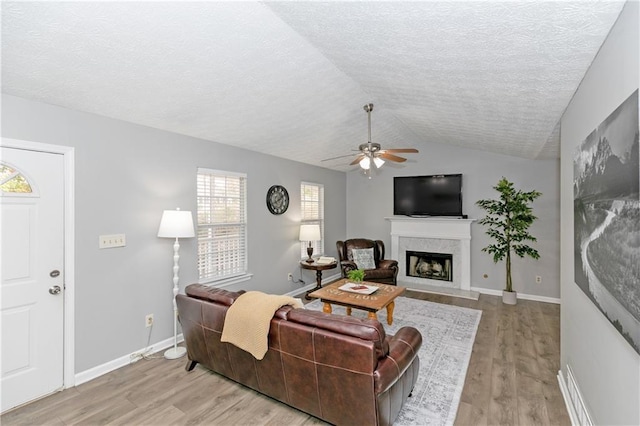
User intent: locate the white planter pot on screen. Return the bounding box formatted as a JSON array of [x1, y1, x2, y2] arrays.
[[502, 290, 517, 305]]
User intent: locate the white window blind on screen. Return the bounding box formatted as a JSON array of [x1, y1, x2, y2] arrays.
[[300, 182, 324, 259], [197, 168, 247, 282]]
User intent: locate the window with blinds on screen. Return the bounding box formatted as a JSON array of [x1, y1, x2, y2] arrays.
[[197, 168, 247, 282], [300, 182, 324, 259]]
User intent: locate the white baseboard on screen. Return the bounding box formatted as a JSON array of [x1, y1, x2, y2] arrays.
[[558, 367, 594, 426], [285, 272, 342, 297], [470, 286, 561, 304], [289, 279, 560, 304], [74, 334, 184, 386], [517, 292, 561, 304], [286, 284, 315, 297], [322, 272, 342, 284], [558, 370, 580, 426], [73, 283, 557, 390]]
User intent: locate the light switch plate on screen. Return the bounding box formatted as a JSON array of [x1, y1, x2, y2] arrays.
[[99, 234, 126, 249]]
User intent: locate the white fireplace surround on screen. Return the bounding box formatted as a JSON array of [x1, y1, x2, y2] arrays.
[[386, 217, 475, 291]]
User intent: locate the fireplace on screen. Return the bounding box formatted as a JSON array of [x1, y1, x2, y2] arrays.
[[387, 216, 474, 291], [406, 250, 453, 282]]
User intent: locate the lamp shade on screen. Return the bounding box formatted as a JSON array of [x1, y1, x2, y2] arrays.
[[373, 157, 385, 168], [359, 156, 371, 170], [158, 209, 195, 238], [299, 224, 321, 242]]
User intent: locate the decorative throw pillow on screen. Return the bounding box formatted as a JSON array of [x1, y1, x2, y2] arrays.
[[351, 248, 376, 270]]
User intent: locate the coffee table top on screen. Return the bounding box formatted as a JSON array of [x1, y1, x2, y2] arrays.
[[307, 279, 405, 311]]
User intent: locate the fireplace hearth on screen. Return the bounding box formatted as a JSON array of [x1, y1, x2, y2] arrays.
[[406, 250, 453, 282]]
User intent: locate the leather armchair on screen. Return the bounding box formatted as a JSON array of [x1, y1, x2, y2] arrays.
[[336, 238, 398, 285]]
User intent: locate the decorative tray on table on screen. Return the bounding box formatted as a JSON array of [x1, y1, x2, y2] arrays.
[[338, 282, 379, 295]]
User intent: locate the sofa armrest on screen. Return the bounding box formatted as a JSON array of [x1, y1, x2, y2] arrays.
[[378, 259, 398, 270], [374, 326, 422, 394], [340, 260, 358, 274]]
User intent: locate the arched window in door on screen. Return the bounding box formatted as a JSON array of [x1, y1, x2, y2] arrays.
[[1, 164, 33, 193]]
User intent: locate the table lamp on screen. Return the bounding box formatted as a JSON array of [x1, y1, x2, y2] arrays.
[[299, 224, 321, 263]]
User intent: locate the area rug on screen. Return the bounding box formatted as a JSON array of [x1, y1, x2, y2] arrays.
[[305, 296, 481, 425]]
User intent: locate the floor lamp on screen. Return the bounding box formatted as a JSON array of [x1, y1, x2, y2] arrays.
[[158, 208, 195, 360]]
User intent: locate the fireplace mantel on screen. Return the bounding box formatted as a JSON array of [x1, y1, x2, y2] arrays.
[[386, 216, 475, 291]]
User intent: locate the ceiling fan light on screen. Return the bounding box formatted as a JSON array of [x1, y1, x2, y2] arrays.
[[373, 157, 385, 168], [359, 157, 371, 170]]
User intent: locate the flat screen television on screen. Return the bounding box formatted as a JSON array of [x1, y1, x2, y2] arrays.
[[393, 174, 463, 217]]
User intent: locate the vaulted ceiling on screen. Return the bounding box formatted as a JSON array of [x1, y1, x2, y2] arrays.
[[1, 2, 625, 171]]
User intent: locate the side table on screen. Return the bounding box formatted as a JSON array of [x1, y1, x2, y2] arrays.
[[300, 260, 337, 299]]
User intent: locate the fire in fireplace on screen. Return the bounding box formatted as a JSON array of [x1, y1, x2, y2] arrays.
[[406, 250, 453, 282]]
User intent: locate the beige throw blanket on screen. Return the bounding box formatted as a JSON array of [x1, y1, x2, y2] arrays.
[[220, 291, 303, 360]]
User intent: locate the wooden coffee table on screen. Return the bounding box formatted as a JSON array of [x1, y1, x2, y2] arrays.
[[307, 279, 405, 325]]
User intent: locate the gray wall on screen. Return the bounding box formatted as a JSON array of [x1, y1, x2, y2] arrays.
[[560, 2, 639, 424], [346, 142, 560, 299], [1, 94, 346, 373]]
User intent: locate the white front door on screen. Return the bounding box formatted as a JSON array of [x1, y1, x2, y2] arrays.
[[1, 147, 65, 412]]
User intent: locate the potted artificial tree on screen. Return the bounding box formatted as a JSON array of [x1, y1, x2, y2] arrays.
[[476, 177, 541, 305]]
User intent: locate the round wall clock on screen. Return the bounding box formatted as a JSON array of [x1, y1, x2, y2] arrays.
[[266, 185, 289, 215]]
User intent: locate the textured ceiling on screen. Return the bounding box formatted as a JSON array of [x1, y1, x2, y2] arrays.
[[1, 1, 625, 171]]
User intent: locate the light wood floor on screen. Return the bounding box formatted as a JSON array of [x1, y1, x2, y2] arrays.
[[2, 292, 570, 425]]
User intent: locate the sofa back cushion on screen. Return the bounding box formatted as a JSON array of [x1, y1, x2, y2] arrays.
[[185, 284, 243, 305], [287, 308, 388, 358]]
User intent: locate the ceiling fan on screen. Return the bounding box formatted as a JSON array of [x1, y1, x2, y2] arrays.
[[323, 103, 419, 171]]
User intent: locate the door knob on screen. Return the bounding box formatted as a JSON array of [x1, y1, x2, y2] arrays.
[[49, 285, 62, 295]]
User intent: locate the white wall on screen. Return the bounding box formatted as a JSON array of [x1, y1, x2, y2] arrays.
[[346, 142, 560, 299], [1, 94, 347, 373], [560, 1, 639, 424]]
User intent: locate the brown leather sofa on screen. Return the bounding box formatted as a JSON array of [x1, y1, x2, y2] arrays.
[[337, 239, 399, 285], [176, 284, 422, 426]]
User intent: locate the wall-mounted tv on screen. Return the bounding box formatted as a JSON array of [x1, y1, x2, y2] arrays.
[[393, 174, 463, 217]]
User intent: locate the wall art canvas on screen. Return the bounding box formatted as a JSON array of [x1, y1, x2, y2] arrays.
[[574, 89, 639, 354]]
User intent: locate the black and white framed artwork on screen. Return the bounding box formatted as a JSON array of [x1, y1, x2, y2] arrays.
[[573, 89, 639, 354]]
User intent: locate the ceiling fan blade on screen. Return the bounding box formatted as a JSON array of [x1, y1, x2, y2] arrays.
[[381, 148, 419, 154], [321, 153, 358, 162], [379, 152, 407, 162], [350, 154, 365, 165]]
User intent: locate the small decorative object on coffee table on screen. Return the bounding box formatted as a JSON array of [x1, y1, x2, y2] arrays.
[[347, 268, 365, 283], [300, 259, 337, 299], [338, 282, 378, 294], [308, 279, 405, 325]]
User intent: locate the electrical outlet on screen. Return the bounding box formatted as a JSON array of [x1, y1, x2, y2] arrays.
[[287, 273, 293, 281], [535, 275, 542, 284], [145, 314, 154, 328]]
